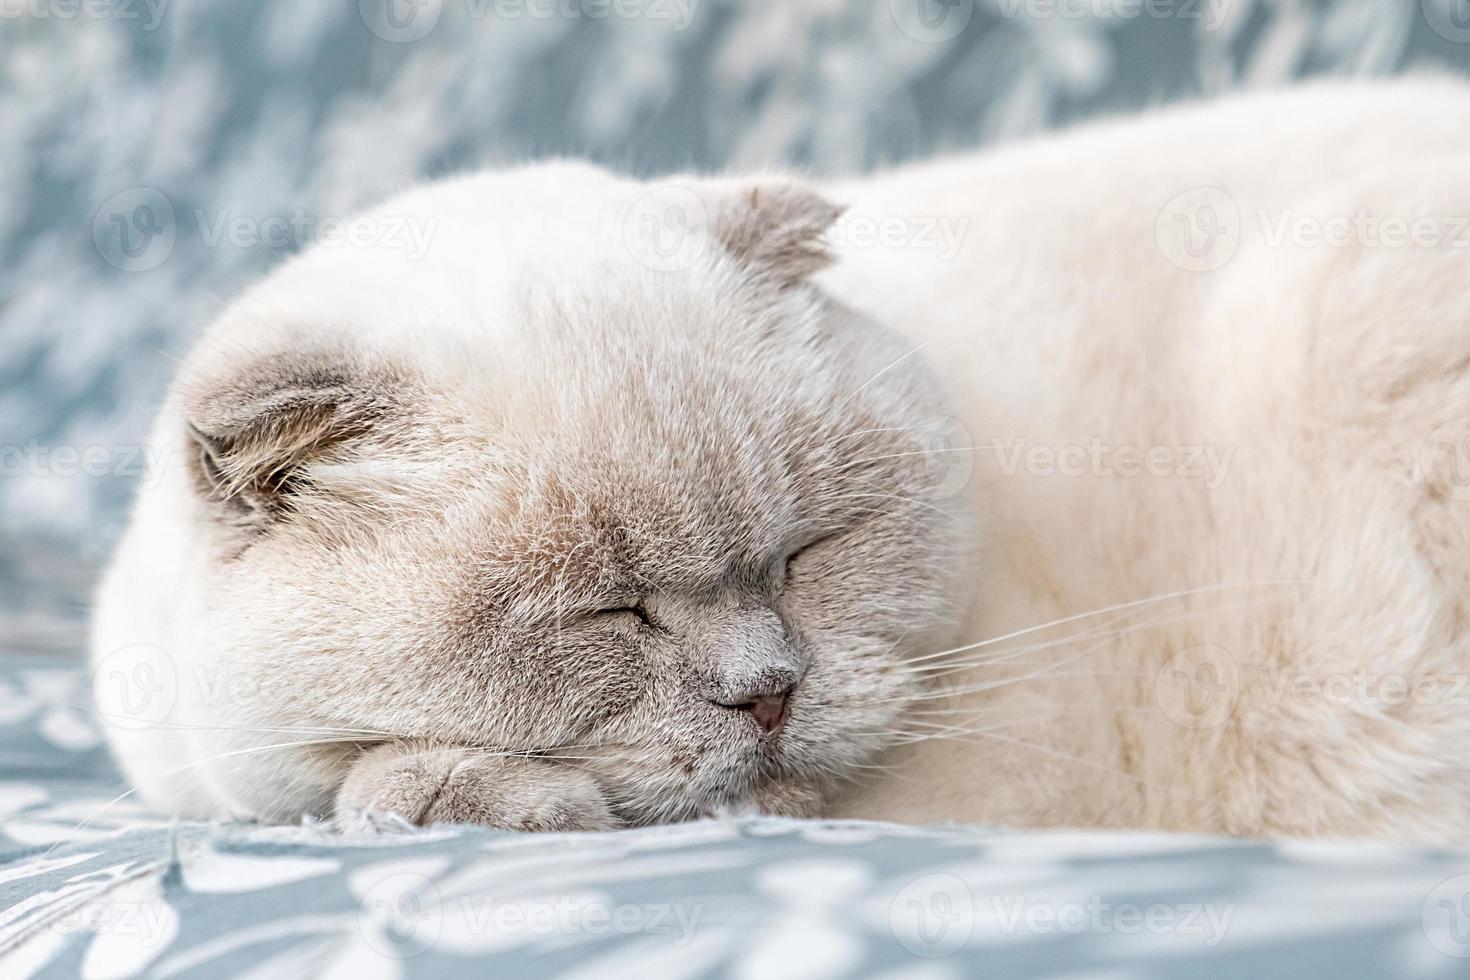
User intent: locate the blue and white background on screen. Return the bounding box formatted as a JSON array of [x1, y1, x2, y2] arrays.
[[7, 2, 1470, 976]]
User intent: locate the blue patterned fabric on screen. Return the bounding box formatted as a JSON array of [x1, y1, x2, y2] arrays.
[[3, 655, 1470, 978], [8, 2, 1470, 976]]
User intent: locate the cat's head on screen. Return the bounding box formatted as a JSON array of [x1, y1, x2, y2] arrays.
[[168, 163, 972, 824]]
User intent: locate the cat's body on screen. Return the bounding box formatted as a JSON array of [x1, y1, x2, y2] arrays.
[[94, 75, 1470, 843], [820, 75, 1470, 841]]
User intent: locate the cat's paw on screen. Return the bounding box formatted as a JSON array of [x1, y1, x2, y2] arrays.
[[335, 742, 617, 832]]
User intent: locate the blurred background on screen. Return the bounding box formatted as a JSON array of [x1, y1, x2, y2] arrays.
[[3, 0, 1470, 652]]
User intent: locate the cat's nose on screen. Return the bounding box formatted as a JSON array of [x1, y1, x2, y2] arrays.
[[693, 606, 805, 733], [708, 670, 799, 734]]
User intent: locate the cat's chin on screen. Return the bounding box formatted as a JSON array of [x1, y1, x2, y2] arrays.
[[698, 801, 766, 821], [689, 777, 827, 823], [602, 757, 827, 828]]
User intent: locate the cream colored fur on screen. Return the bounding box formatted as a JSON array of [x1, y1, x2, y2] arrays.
[[93, 75, 1470, 844]]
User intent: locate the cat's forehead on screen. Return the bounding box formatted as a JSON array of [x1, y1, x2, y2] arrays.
[[485, 377, 821, 544], [431, 351, 846, 602], [449, 442, 798, 610]]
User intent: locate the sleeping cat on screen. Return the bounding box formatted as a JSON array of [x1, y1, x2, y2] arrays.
[[92, 75, 1470, 843]]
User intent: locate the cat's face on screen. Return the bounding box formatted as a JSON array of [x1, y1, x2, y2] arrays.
[[173, 164, 971, 824]]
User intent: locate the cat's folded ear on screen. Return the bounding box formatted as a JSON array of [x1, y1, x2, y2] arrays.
[[711, 180, 846, 287], [179, 339, 397, 529]]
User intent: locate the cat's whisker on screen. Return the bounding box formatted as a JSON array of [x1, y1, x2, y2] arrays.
[[70, 705, 397, 741], [894, 607, 1143, 679], [900, 592, 1287, 681], [834, 446, 978, 469], [865, 714, 1048, 743], [839, 490, 959, 522], [886, 632, 1122, 706], [845, 693, 1139, 724], [418, 741, 631, 764], [42, 733, 387, 857], [839, 326, 962, 408], [869, 722, 1179, 793], [865, 631, 1144, 713], [838, 757, 906, 773], [895, 580, 1309, 667], [806, 486, 939, 511], [829, 424, 926, 445]]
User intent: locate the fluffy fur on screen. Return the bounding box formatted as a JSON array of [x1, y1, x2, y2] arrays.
[[93, 75, 1470, 844]]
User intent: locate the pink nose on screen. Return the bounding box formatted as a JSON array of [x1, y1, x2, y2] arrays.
[[706, 667, 800, 734], [737, 693, 789, 734]]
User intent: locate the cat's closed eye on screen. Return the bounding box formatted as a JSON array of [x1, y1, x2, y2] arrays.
[[596, 604, 653, 628], [783, 534, 837, 581]]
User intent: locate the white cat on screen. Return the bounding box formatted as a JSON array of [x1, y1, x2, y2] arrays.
[[93, 75, 1470, 843]]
